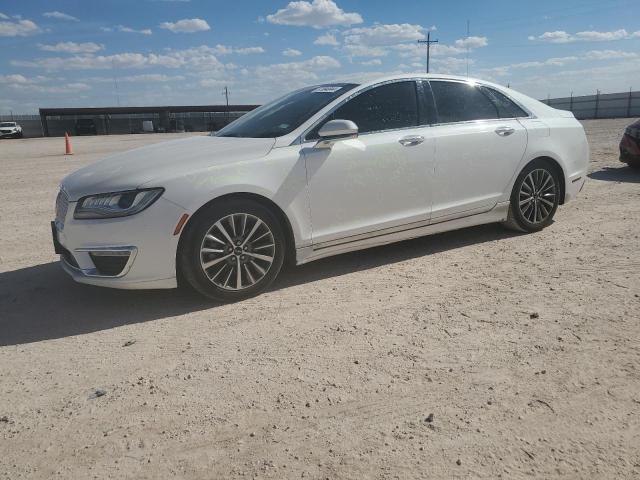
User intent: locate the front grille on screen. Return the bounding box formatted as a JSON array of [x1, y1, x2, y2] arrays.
[[89, 252, 130, 276], [55, 190, 69, 225]]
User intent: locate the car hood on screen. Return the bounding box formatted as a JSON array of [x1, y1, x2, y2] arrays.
[[61, 135, 276, 200], [626, 120, 640, 140]]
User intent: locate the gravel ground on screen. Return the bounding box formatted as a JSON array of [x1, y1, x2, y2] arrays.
[[1, 120, 639, 479]]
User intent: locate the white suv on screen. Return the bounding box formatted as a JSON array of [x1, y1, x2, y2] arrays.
[[53, 74, 589, 301], [0, 122, 23, 139]]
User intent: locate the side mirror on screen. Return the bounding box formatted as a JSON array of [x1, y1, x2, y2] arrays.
[[316, 119, 358, 148]]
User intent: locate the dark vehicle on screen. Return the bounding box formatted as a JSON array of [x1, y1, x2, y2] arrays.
[[75, 119, 98, 136], [620, 119, 640, 168]]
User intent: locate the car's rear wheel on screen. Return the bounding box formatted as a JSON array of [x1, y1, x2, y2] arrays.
[[503, 159, 561, 232], [178, 199, 285, 302]]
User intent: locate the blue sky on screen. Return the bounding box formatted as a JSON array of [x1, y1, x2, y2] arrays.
[[0, 0, 638, 112]]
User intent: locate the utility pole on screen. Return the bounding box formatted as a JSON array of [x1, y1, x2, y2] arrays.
[[465, 20, 470, 77], [417, 31, 438, 74], [222, 86, 230, 125], [111, 59, 120, 107]]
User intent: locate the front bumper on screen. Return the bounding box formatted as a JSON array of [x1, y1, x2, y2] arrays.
[[0, 130, 20, 137], [620, 134, 640, 165], [53, 196, 186, 289]]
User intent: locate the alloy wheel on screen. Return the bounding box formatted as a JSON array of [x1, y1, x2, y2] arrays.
[[518, 168, 557, 224], [199, 213, 275, 290]]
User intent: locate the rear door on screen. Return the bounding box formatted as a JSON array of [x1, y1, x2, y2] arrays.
[[428, 80, 528, 221]]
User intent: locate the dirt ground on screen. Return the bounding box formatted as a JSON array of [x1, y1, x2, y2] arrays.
[[1, 120, 639, 479]]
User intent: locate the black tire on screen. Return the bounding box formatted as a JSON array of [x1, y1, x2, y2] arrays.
[[503, 159, 561, 232], [178, 198, 286, 302]]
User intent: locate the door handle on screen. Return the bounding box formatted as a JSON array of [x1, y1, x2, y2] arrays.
[[495, 126, 515, 137], [398, 135, 425, 146]]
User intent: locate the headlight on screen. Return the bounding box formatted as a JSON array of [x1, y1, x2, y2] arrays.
[[74, 188, 164, 219]]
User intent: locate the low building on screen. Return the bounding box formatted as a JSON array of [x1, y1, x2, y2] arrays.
[[38, 104, 258, 137]]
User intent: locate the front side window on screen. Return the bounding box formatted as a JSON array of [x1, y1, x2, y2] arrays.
[[308, 81, 419, 139], [216, 83, 358, 138], [431, 81, 499, 123]]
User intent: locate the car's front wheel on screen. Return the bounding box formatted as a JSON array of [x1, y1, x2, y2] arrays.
[[503, 159, 561, 232], [178, 199, 286, 302]]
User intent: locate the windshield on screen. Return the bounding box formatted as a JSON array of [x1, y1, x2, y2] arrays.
[[0, 122, 16, 127], [216, 83, 358, 138]]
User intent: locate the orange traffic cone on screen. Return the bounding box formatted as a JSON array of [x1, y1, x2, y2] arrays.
[[64, 132, 73, 155]]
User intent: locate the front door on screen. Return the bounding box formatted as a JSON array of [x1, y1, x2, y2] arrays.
[[302, 80, 434, 246]]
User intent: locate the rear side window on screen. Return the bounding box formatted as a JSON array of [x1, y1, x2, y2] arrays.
[[430, 81, 498, 123], [481, 87, 528, 118], [308, 81, 418, 138]]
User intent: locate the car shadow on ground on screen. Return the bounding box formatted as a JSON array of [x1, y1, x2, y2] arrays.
[[588, 166, 640, 183], [0, 223, 520, 346]]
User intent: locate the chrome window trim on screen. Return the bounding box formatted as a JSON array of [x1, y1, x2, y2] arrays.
[[292, 77, 535, 145]]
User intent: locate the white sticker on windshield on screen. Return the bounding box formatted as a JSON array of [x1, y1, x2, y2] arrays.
[[312, 86, 342, 93]]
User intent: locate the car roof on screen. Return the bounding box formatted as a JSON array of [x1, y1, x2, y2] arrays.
[[347, 73, 499, 90]]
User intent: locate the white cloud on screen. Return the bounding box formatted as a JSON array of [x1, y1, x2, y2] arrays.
[[500, 57, 640, 99], [283, 48, 302, 57], [266, 0, 362, 28], [509, 56, 579, 69], [199, 78, 229, 88], [0, 74, 31, 83], [119, 74, 186, 82], [529, 29, 631, 43], [43, 11, 79, 22], [343, 44, 388, 57], [480, 49, 638, 79], [341, 26, 487, 60], [118, 25, 153, 35], [419, 56, 476, 75], [0, 12, 9, 20], [575, 29, 628, 42], [13, 46, 228, 71], [254, 55, 341, 85], [234, 46, 265, 55], [9, 80, 90, 94], [314, 32, 339, 46], [160, 18, 210, 33], [0, 18, 40, 37], [344, 24, 425, 46], [583, 49, 638, 60], [360, 59, 382, 66], [390, 38, 485, 59], [209, 44, 264, 55], [38, 41, 104, 54], [455, 36, 488, 49]]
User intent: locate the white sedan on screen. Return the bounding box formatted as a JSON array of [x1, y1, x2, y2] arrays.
[[53, 74, 589, 301]]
